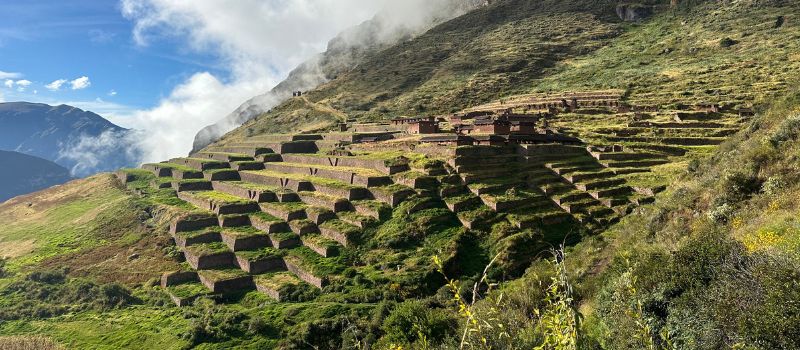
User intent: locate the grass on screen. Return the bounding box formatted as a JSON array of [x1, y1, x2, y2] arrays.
[[253, 272, 302, 290], [236, 248, 285, 262], [188, 191, 254, 205], [0, 308, 191, 350], [285, 247, 345, 276], [167, 282, 209, 299], [319, 220, 361, 237], [0, 175, 143, 272], [185, 242, 231, 256], [222, 226, 267, 238], [197, 268, 249, 281]]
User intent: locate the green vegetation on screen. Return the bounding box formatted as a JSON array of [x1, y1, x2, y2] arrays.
[[6, 0, 800, 349]]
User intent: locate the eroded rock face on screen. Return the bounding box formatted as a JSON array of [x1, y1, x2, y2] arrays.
[[616, 4, 654, 22]]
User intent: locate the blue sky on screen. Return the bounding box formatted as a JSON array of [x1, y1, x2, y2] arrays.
[[0, 0, 433, 163], [0, 0, 226, 112]]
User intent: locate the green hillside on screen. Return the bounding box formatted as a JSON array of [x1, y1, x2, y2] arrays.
[[220, 0, 798, 142], [2, 0, 800, 349]]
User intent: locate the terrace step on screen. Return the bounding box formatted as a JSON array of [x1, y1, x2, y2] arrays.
[[234, 248, 286, 274], [170, 212, 219, 234], [230, 161, 265, 171], [280, 154, 410, 175], [601, 160, 670, 168], [212, 181, 281, 203], [351, 200, 391, 220], [240, 170, 372, 200], [208, 146, 274, 157], [195, 151, 253, 163], [203, 169, 241, 181], [289, 219, 319, 235], [169, 157, 230, 171], [297, 191, 352, 212], [263, 162, 392, 187], [172, 228, 221, 248], [260, 202, 308, 222], [172, 180, 213, 192], [337, 211, 378, 229], [143, 163, 204, 179], [197, 269, 254, 294], [564, 171, 617, 183], [300, 233, 341, 258], [249, 212, 291, 234], [183, 242, 235, 270], [443, 194, 482, 213], [177, 191, 259, 215], [254, 272, 309, 301], [283, 250, 332, 288], [318, 220, 360, 247], [590, 186, 633, 199], [590, 152, 665, 161], [575, 178, 626, 191], [220, 227, 271, 252]]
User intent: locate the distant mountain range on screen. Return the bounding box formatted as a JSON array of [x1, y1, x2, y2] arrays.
[[0, 150, 72, 202], [0, 102, 138, 177]]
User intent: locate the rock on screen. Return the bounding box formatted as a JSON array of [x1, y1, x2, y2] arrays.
[[616, 4, 654, 22], [128, 253, 140, 261]]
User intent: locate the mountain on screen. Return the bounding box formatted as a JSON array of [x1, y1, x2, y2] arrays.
[[191, 0, 491, 152], [0, 150, 72, 202], [3, 0, 800, 349], [0, 102, 137, 177]]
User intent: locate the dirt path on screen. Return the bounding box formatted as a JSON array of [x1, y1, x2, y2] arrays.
[[301, 96, 348, 121]]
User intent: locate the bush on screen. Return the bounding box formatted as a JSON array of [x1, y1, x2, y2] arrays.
[[719, 37, 738, 47], [766, 114, 800, 148], [181, 298, 248, 346], [0, 271, 137, 321], [381, 300, 458, 346]]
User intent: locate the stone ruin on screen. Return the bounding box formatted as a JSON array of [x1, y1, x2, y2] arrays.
[[115, 89, 750, 306]]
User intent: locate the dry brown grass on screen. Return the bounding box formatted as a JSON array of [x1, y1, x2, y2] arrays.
[[0, 336, 63, 350]]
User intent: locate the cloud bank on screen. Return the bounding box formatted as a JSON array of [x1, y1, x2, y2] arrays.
[[111, 0, 476, 165]]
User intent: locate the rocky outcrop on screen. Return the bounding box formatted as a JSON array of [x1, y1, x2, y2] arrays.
[[616, 4, 654, 22]]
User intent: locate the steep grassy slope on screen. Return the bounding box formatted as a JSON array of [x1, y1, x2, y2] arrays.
[[218, 0, 626, 141], [218, 0, 800, 144], [431, 87, 800, 350]]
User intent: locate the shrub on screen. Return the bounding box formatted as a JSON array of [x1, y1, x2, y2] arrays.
[[766, 114, 800, 148], [0, 272, 137, 321], [381, 300, 458, 346], [181, 298, 248, 346], [719, 37, 738, 47]]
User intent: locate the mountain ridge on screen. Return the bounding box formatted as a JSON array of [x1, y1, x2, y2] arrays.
[[0, 102, 137, 177], [191, 0, 491, 152]]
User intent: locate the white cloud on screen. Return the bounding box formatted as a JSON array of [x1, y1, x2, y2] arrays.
[[108, 89, 117, 96], [0, 71, 21, 80], [14, 79, 31, 92], [70, 76, 91, 90], [4, 80, 14, 88], [116, 0, 390, 162], [116, 0, 472, 163], [46, 79, 68, 91]]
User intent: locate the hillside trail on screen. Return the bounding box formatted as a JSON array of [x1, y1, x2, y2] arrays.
[[300, 96, 348, 122]]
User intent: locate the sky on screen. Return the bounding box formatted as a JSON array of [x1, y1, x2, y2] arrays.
[[0, 0, 391, 161]]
